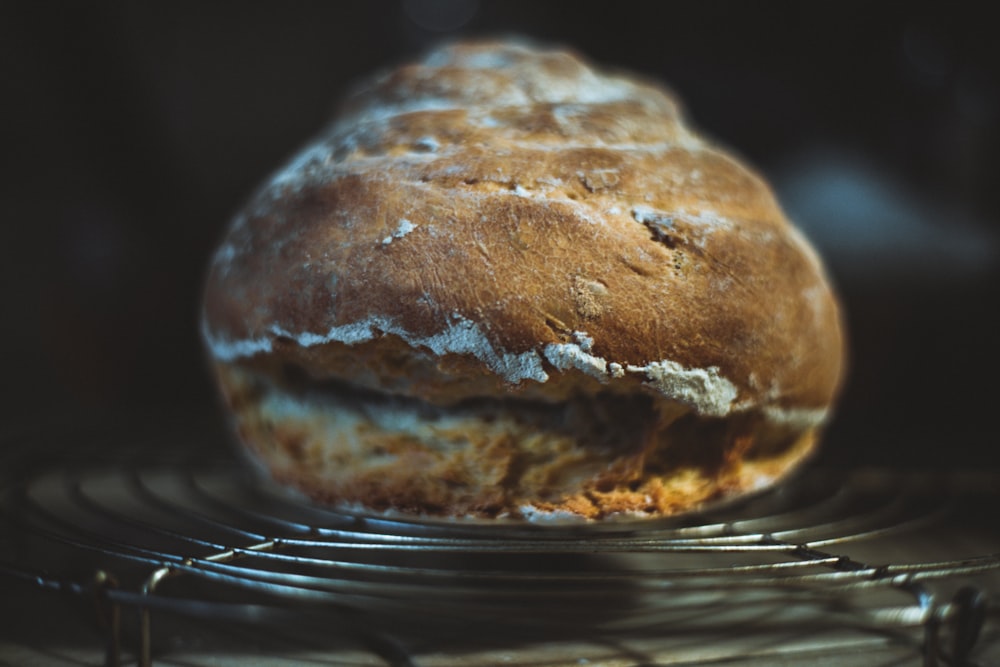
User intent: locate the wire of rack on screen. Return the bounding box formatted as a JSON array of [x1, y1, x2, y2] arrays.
[[1, 417, 998, 666]]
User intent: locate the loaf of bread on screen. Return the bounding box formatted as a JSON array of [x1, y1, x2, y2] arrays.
[[201, 40, 844, 521]]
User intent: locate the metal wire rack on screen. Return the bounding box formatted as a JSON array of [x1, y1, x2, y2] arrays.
[[1, 415, 998, 666]]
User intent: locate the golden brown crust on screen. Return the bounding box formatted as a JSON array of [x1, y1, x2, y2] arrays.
[[201, 40, 844, 520]]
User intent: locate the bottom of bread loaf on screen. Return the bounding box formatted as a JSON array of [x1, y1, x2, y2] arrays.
[[216, 364, 817, 521]]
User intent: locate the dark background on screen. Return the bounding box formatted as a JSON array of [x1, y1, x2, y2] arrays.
[[2, 0, 998, 468]]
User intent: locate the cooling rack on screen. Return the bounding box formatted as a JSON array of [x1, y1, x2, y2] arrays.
[[1, 414, 998, 666]]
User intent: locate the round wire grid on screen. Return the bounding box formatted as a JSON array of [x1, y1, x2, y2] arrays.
[[1, 415, 999, 666]]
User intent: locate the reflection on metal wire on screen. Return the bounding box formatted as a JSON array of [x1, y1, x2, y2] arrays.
[[1, 422, 998, 666]]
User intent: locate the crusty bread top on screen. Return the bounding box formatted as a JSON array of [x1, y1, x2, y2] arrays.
[[202, 40, 844, 418]]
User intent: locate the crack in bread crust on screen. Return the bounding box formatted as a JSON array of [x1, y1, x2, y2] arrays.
[[217, 363, 816, 521]]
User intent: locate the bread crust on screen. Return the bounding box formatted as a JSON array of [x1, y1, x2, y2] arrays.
[[202, 40, 844, 520]]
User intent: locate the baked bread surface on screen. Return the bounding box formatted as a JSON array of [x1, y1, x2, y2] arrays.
[[202, 40, 844, 521]]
